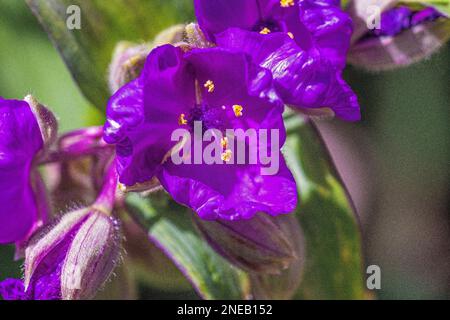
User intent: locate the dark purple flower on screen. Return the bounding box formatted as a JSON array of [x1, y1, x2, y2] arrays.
[[0, 97, 46, 244], [372, 6, 444, 37], [194, 0, 360, 121], [104, 44, 298, 221]]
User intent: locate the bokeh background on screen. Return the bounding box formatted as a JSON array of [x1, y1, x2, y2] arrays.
[[0, 0, 448, 299]]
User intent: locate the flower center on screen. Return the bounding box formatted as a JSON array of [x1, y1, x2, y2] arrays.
[[253, 19, 283, 34], [280, 0, 295, 8]]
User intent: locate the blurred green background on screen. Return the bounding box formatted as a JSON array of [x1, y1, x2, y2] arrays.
[[0, 0, 448, 299]]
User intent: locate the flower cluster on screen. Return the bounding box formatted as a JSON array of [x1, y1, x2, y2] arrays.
[[2, 0, 446, 300], [0, 0, 359, 301], [194, 0, 360, 121]]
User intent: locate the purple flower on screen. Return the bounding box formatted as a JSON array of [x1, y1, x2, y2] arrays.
[[194, 0, 360, 121], [372, 6, 444, 37], [0, 97, 47, 244], [104, 44, 298, 221]]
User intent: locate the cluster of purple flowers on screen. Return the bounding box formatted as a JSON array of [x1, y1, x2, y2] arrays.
[[0, 0, 446, 300]]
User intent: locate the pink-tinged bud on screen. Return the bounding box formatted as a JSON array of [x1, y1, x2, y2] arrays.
[[193, 213, 297, 274], [24, 208, 90, 290], [347, 1, 450, 70], [23, 161, 121, 300], [23, 207, 122, 300], [108, 42, 151, 93], [24, 94, 58, 149], [249, 215, 306, 300], [61, 211, 121, 300]]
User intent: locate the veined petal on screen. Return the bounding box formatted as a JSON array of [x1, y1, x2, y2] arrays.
[[298, 0, 353, 69]]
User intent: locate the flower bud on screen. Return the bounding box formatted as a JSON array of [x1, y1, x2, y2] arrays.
[[185, 23, 215, 49], [249, 215, 306, 299], [153, 24, 186, 47], [193, 213, 297, 274], [24, 94, 58, 149], [61, 210, 121, 300], [348, 2, 450, 70], [108, 41, 151, 93], [24, 207, 121, 300]]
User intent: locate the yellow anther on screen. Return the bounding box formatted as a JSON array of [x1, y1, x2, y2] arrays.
[[221, 137, 229, 149], [232, 104, 243, 117], [221, 149, 232, 162], [204, 80, 215, 93], [178, 113, 188, 125], [259, 27, 271, 35], [280, 0, 295, 8], [287, 32, 294, 39]]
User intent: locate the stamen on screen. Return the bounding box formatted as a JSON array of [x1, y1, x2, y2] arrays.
[[221, 137, 229, 149], [280, 0, 295, 8], [178, 113, 188, 125], [259, 27, 271, 35], [195, 79, 202, 105], [204, 80, 215, 93], [287, 32, 294, 39], [232, 104, 243, 117], [221, 149, 232, 162]]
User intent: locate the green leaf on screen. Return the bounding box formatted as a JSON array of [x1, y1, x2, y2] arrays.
[[26, 0, 194, 109], [125, 193, 248, 300], [284, 117, 366, 299]]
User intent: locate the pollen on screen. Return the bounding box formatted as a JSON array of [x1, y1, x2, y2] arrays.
[[232, 104, 243, 117], [221, 137, 229, 149], [221, 149, 232, 162], [259, 27, 271, 35], [280, 0, 295, 8], [204, 80, 215, 93], [178, 113, 188, 125], [287, 32, 294, 39]]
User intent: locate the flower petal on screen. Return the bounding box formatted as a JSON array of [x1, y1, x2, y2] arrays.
[[0, 98, 44, 244], [194, 0, 260, 41], [298, 0, 353, 69], [217, 29, 360, 121], [104, 45, 196, 186], [159, 157, 297, 221]]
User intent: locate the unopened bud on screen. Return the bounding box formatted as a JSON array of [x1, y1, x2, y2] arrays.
[[61, 209, 121, 300], [153, 24, 186, 47], [193, 213, 297, 274], [108, 42, 151, 93], [185, 23, 215, 49], [249, 215, 305, 299], [24, 207, 121, 300], [24, 94, 58, 149]]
